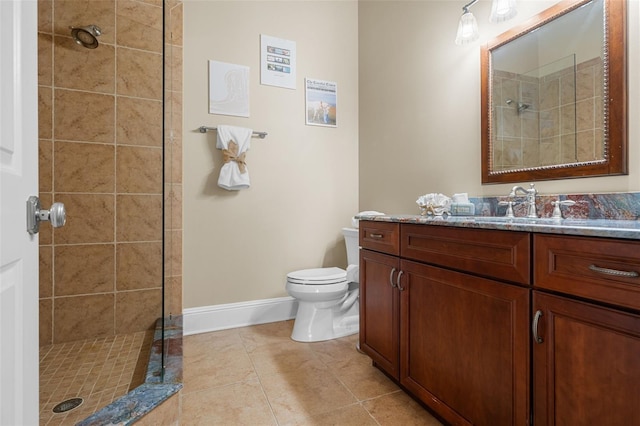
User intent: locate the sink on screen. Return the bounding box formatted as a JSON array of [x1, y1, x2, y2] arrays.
[[412, 215, 640, 238], [471, 216, 559, 222], [470, 216, 563, 225], [469, 216, 632, 228], [471, 216, 518, 222]]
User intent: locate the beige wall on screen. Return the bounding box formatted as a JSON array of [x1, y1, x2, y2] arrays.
[[182, 1, 359, 307], [359, 0, 640, 214]]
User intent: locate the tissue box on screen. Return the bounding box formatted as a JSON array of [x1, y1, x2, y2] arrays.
[[450, 203, 475, 216]]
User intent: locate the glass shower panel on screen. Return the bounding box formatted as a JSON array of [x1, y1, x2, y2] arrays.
[[162, 0, 184, 379], [527, 54, 577, 165]]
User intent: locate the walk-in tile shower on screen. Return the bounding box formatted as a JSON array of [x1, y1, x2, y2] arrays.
[[37, 0, 183, 422]]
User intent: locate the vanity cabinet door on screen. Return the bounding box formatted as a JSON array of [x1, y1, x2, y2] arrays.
[[399, 260, 531, 426], [359, 249, 400, 379], [532, 291, 640, 426]]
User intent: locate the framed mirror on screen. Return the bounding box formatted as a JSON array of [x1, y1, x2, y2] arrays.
[[481, 0, 627, 184]]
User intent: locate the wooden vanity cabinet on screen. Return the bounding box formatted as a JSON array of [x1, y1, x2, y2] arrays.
[[400, 225, 531, 426], [533, 234, 640, 426], [359, 221, 401, 379], [360, 222, 531, 425], [360, 222, 640, 425]]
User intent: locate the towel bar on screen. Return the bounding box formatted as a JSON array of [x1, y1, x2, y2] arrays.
[[198, 126, 267, 139]]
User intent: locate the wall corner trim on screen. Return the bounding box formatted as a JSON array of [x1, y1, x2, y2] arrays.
[[183, 296, 298, 336]]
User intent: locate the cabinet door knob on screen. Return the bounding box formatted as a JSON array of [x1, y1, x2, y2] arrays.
[[396, 270, 405, 291], [389, 268, 397, 288], [532, 310, 544, 344]]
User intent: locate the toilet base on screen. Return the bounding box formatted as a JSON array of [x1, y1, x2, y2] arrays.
[[290, 298, 359, 343]]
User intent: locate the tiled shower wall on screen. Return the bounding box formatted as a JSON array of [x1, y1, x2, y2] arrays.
[[38, 0, 183, 346], [492, 57, 603, 171]]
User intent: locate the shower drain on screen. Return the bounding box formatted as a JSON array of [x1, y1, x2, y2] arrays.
[[52, 397, 84, 413]]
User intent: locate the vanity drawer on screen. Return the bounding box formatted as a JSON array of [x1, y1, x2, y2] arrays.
[[359, 221, 400, 255], [534, 234, 640, 310], [401, 224, 531, 285]]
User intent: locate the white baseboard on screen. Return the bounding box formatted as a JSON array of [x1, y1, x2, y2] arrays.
[[183, 296, 298, 336]]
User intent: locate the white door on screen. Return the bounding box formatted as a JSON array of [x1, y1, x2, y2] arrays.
[[0, 0, 39, 425]]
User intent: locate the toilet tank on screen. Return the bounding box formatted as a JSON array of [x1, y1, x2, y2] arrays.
[[342, 227, 359, 266]]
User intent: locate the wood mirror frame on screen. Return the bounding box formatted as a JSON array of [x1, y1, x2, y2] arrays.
[[481, 0, 627, 184]]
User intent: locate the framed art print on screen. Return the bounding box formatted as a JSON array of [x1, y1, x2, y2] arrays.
[[305, 78, 337, 127]]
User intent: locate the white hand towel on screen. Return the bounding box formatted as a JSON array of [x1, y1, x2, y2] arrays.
[[216, 125, 253, 190]]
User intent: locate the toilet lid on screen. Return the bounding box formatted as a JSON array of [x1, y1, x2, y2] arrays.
[[287, 267, 347, 285]]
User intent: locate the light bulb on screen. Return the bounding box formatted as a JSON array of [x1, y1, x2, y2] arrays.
[[455, 10, 479, 45], [489, 0, 517, 23]]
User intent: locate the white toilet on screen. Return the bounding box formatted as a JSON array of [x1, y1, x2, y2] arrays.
[[286, 227, 360, 342]]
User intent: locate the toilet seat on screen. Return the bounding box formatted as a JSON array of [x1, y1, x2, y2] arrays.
[[287, 267, 347, 285]]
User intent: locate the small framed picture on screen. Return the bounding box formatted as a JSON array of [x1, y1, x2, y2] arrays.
[[208, 60, 250, 117], [260, 34, 296, 89], [305, 78, 337, 127]]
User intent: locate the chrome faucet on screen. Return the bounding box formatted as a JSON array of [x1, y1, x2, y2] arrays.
[[509, 183, 538, 218]]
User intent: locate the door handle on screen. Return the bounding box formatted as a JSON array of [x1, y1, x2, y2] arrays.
[[27, 196, 66, 235], [532, 310, 544, 344], [588, 264, 639, 278], [396, 270, 404, 291], [389, 267, 397, 288]]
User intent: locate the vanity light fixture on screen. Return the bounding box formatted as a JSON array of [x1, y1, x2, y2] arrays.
[[455, 0, 480, 45], [489, 0, 517, 23], [455, 0, 517, 45]]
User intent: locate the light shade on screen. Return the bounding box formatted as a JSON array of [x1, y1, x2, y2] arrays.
[[489, 0, 517, 23], [455, 10, 479, 45]]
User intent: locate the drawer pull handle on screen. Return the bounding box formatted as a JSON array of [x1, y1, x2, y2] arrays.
[[389, 268, 397, 288], [532, 310, 543, 344], [369, 233, 384, 239], [396, 270, 405, 291], [588, 264, 639, 278]]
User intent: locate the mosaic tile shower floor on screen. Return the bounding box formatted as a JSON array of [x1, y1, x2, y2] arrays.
[[39, 331, 152, 425]]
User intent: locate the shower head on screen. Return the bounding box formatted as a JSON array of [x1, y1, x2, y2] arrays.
[[70, 25, 101, 49], [505, 98, 530, 114]]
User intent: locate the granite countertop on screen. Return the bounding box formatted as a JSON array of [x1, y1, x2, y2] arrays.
[[357, 214, 640, 240]]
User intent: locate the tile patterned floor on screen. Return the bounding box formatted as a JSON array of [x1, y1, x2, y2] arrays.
[[39, 320, 444, 425], [181, 320, 443, 425], [39, 331, 152, 425]]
